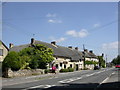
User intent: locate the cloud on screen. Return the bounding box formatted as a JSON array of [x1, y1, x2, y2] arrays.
[[66, 29, 89, 38], [102, 41, 118, 49], [49, 36, 66, 43], [46, 13, 56, 17], [46, 13, 62, 23], [56, 37, 66, 43], [48, 19, 62, 23], [93, 23, 100, 28]]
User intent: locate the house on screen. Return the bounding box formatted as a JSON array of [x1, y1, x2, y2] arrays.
[[82, 49, 99, 69], [0, 41, 9, 63], [9, 38, 84, 71]]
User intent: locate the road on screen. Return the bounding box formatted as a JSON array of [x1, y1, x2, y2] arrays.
[[2, 68, 120, 90]]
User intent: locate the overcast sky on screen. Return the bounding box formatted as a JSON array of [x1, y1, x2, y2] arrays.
[[2, 2, 118, 62]]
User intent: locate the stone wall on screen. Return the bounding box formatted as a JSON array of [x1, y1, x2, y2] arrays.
[[6, 68, 45, 77]]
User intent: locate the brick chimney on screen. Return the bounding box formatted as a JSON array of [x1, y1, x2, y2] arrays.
[[51, 41, 56, 45], [75, 47, 78, 50], [68, 46, 72, 49], [9, 43, 14, 49], [31, 38, 35, 45]]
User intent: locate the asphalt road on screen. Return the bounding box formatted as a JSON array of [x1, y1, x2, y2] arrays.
[[2, 68, 120, 90]]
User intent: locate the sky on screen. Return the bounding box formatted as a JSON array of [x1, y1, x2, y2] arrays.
[[2, 2, 118, 62]]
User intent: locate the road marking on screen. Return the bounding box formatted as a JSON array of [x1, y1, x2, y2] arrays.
[[59, 77, 83, 83], [96, 71, 115, 88], [44, 85, 56, 88], [24, 84, 56, 90], [27, 85, 44, 89]]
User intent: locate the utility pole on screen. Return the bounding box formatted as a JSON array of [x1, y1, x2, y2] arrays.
[[106, 54, 107, 67], [83, 44, 86, 69]]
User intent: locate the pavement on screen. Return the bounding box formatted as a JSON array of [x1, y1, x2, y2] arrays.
[[1, 68, 120, 90]]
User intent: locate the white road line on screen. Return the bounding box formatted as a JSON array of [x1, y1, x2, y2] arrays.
[[24, 85, 56, 90], [25, 85, 44, 89], [44, 85, 56, 88], [58, 77, 83, 83], [97, 71, 114, 88]]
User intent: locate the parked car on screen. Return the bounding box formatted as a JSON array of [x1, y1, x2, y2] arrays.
[[94, 66, 100, 70], [115, 65, 120, 68]]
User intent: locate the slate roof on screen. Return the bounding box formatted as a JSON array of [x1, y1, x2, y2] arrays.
[[9, 40, 83, 61], [0, 40, 9, 51], [82, 51, 97, 59]]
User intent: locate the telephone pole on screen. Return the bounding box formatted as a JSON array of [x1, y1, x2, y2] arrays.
[[106, 54, 107, 67], [83, 44, 86, 69]]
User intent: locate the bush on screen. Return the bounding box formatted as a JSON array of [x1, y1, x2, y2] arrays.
[[60, 68, 74, 73], [68, 67, 74, 72], [60, 69, 69, 72], [44, 69, 50, 74]]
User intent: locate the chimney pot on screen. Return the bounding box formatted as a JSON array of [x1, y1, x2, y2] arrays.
[[51, 41, 56, 45], [9, 43, 14, 48], [102, 53, 104, 57], [89, 50, 93, 53], [68, 46, 72, 49], [75, 47, 78, 50], [84, 49, 88, 52], [31, 38, 35, 45]]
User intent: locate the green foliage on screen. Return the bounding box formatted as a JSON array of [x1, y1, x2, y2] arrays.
[[60, 69, 69, 72], [19, 56, 31, 69], [44, 69, 50, 74], [85, 60, 98, 65], [68, 67, 74, 72], [2, 51, 21, 71], [29, 58, 38, 69], [2, 44, 54, 71], [98, 56, 105, 68], [60, 68, 74, 73], [111, 55, 120, 65]]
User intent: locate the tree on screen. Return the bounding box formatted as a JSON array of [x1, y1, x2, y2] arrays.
[[98, 56, 105, 68], [111, 55, 120, 65], [2, 44, 54, 71], [33, 44, 54, 69], [19, 56, 31, 69], [2, 51, 21, 71]]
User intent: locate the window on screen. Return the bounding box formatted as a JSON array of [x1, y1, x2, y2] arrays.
[[56, 64, 58, 69], [60, 63, 62, 67], [0, 49, 3, 56], [70, 64, 72, 68], [64, 64, 66, 69], [56, 57, 58, 59]]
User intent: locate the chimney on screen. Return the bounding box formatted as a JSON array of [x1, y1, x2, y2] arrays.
[[75, 47, 78, 50], [51, 41, 56, 45], [89, 50, 93, 53], [84, 49, 88, 52], [31, 38, 35, 45], [9, 43, 14, 49], [102, 53, 104, 57], [68, 46, 72, 49]]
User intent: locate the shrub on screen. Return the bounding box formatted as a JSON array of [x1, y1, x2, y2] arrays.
[[60, 69, 69, 72], [68, 67, 74, 72], [44, 69, 50, 74], [60, 68, 74, 73]]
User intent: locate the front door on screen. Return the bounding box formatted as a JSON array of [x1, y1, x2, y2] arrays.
[[76, 64, 79, 71]]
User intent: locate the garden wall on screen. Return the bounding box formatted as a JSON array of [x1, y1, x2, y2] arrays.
[[4, 68, 45, 78]]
